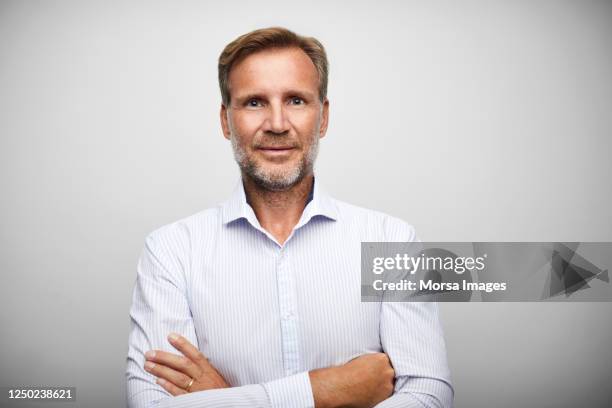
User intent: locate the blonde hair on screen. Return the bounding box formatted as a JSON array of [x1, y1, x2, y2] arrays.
[[218, 27, 328, 105]]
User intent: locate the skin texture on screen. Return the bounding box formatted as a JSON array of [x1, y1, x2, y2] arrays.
[[145, 47, 396, 407], [309, 353, 396, 408], [144, 333, 229, 395], [221, 47, 328, 191]]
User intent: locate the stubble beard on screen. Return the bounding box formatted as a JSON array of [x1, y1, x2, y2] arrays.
[[230, 132, 319, 192]]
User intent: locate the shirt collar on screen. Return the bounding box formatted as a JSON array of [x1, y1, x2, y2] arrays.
[[221, 176, 339, 227]]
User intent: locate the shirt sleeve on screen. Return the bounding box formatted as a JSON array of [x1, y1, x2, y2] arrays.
[[126, 229, 315, 408], [376, 219, 455, 408], [376, 302, 454, 408]]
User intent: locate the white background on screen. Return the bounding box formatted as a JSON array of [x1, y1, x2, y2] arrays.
[[1, 1, 611, 406]]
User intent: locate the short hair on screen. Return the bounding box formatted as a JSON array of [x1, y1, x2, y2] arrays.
[[218, 27, 328, 106]]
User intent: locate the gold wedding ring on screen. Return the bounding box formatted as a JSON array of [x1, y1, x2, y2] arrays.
[[185, 377, 195, 392]]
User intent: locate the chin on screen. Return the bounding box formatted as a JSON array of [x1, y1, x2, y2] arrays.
[[251, 167, 305, 191]]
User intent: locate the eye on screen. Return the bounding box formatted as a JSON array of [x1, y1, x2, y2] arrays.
[[246, 99, 263, 107], [289, 97, 305, 105]]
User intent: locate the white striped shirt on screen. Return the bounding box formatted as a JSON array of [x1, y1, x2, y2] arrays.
[[126, 178, 453, 407]]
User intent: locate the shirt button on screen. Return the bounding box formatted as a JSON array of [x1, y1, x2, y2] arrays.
[[283, 311, 294, 320]]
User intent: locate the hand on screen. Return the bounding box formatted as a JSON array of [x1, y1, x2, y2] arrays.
[[144, 333, 230, 396], [309, 352, 395, 408]]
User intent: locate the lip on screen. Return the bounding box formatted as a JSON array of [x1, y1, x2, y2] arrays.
[[257, 146, 295, 150], [257, 146, 295, 156]]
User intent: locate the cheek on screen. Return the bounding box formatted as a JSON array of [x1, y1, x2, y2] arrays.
[[231, 111, 263, 138], [289, 110, 321, 136]]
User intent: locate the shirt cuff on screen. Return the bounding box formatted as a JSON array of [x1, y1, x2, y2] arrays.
[[262, 371, 315, 408]]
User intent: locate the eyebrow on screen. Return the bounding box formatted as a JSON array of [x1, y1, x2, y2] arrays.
[[233, 93, 265, 104], [234, 90, 316, 103]]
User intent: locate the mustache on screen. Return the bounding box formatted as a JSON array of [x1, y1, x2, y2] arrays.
[[253, 136, 300, 149]]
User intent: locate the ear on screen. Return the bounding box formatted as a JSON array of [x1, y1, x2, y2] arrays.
[[318, 98, 330, 139], [220, 103, 231, 140]]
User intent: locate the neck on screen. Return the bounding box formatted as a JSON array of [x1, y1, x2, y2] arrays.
[[242, 173, 314, 245]]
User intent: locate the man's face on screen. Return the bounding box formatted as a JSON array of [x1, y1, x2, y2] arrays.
[[220, 47, 329, 191]]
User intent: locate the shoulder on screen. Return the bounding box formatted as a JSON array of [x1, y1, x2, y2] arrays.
[[139, 207, 222, 278], [331, 197, 418, 242], [144, 207, 221, 250]]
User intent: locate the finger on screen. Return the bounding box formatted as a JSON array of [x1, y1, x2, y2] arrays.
[[145, 350, 202, 379], [167, 333, 208, 367], [144, 360, 193, 391], [156, 377, 188, 396]]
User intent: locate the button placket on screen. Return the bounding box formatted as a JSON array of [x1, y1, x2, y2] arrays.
[[275, 248, 301, 376]]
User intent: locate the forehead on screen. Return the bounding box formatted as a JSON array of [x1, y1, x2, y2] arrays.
[[228, 47, 319, 97]]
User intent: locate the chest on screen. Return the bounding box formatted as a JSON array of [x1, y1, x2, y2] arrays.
[[186, 241, 382, 384]]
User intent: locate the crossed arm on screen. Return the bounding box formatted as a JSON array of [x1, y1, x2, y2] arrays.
[[128, 304, 452, 408], [129, 309, 452, 408], [126, 234, 453, 408], [142, 333, 396, 407]]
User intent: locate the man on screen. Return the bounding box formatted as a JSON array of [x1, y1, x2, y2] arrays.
[[126, 27, 453, 408]]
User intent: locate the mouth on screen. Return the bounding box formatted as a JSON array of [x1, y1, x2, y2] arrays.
[[256, 146, 296, 156]]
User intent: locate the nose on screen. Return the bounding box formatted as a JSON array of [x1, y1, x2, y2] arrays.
[[262, 101, 290, 135]]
